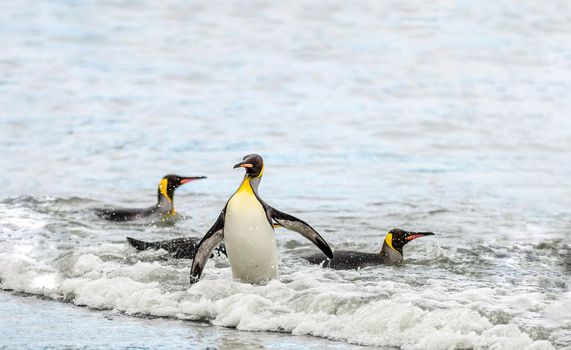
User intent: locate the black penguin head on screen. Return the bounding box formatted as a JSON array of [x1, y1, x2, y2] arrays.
[[386, 228, 435, 254], [233, 154, 264, 178], [158, 174, 207, 201]]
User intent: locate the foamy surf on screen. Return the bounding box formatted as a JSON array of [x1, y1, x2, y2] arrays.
[[0, 198, 566, 349]]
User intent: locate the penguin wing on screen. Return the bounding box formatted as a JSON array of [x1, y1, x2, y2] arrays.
[[190, 208, 225, 284], [268, 207, 334, 259]]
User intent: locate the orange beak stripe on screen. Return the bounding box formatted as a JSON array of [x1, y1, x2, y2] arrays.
[[406, 234, 424, 241]]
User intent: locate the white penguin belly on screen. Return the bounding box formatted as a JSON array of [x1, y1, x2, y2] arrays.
[[224, 190, 278, 283]]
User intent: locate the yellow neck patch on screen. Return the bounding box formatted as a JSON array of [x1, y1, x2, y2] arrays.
[[159, 178, 174, 209], [236, 165, 263, 195], [237, 177, 254, 194], [385, 233, 396, 251]]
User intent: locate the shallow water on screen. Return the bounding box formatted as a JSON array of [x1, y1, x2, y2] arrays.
[[0, 292, 361, 350], [1, 0, 570, 349]]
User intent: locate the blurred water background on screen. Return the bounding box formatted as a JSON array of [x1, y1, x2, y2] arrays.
[[1, 1, 570, 349]]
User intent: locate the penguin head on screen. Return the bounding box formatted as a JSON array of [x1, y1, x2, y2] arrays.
[[158, 174, 207, 202], [233, 154, 264, 178], [385, 228, 434, 255]]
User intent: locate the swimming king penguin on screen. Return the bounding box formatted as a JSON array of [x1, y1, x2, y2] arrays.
[[190, 154, 333, 284], [126, 236, 226, 259], [303, 228, 434, 270], [94, 174, 206, 221]]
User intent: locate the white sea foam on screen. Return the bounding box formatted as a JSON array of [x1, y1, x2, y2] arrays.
[[0, 239, 561, 349]]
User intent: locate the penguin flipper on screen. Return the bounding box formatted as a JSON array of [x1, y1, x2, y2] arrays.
[[269, 207, 334, 259], [190, 209, 225, 284]]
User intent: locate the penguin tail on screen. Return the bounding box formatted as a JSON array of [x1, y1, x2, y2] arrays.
[[126, 237, 150, 251]]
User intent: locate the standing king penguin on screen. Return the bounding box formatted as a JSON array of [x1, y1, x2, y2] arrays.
[[190, 154, 334, 284], [94, 174, 206, 221]]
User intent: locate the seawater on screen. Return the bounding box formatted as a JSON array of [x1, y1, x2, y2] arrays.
[[1, 1, 570, 349]]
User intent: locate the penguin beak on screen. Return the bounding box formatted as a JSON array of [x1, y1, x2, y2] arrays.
[[179, 176, 207, 184], [404, 231, 435, 241], [233, 162, 253, 169]]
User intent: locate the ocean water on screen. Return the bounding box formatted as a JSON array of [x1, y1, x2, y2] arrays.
[[1, 0, 570, 349]]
